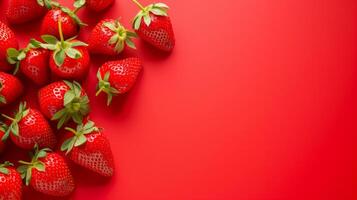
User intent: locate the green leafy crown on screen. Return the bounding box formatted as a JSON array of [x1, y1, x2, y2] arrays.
[[52, 81, 90, 129], [96, 70, 120, 106], [1, 102, 30, 141], [17, 144, 51, 186], [132, 1, 169, 30], [61, 120, 99, 154], [0, 161, 13, 175], [103, 20, 137, 53]]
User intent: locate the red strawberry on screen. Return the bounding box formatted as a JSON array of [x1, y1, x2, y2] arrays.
[[39, 17, 90, 80], [96, 57, 142, 105], [80, 0, 114, 12], [1, 102, 56, 150], [131, 1, 175, 51], [6, 0, 49, 24], [0, 162, 22, 200], [38, 81, 90, 129], [7, 40, 50, 85], [60, 120, 114, 177], [0, 72, 23, 107], [0, 21, 18, 71], [18, 146, 75, 197], [40, 2, 86, 39], [89, 19, 137, 56]]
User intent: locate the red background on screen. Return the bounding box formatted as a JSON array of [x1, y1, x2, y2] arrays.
[[1, 0, 357, 199]]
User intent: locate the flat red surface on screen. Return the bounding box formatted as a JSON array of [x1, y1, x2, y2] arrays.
[[1, 0, 357, 199]]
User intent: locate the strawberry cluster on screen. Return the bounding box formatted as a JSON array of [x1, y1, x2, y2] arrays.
[[0, 0, 175, 199]]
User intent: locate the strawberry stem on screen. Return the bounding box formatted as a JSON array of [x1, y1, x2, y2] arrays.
[[96, 87, 105, 96], [58, 16, 65, 46], [131, 0, 145, 10], [1, 114, 15, 121]]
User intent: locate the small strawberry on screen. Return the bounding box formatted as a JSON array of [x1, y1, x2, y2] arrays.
[[131, 0, 175, 51], [96, 57, 142, 105], [0, 21, 18, 71], [89, 19, 137, 56], [17, 146, 75, 197], [0, 72, 23, 107], [60, 120, 114, 177], [38, 80, 90, 129], [6, 0, 51, 24], [76, 0, 114, 12], [40, 2, 86, 39], [0, 161, 22, 200], [1, 102, 56, 150], [7, 40, 50, 85]]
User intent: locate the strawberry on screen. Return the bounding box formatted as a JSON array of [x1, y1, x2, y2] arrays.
[[0, 162, 22, 200], [96, 57, 142, 105], [1, 102, 56, 150], [81, 0, 114, 12], [38, 18, 90, 80], [131, 0, 175, 51], [40, 2, 86, 39], [0, 72, 23, 107], [7, 40, 50, 85], [38, 80, 90, 129], [17, 146, 75, 197], [6, 0, 50, 24], [89, 19, 137, 56], [60, 120, 114, 177], [0, 21, 18, 72]]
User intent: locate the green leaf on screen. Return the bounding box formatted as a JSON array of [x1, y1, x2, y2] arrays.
[[103, 22, 117, 32], [150, 8, 168, 16], [34, 162, 45, 172], [7, 48, 19, 58], [134, 15, 143, 30], [74, 134, 87, 147], [41, 35, 58, 44], [54, 49, 65, 66], [64, 91, 75, 105], [125, 38, 136, 49], [17, 51, 26, 61], [37, 151, 47, 159], [25, 168, 32, 186], [37, 0, 44, 6], [74, 0, 86, 8], [127, 31, 137, 38], [71, 41, 88, 47], [61, 137, 73, 151], [52, 108, 66, 120], [143, 14, 152, 26], [0, 167, 9, 175], [153, 3, 170, 9], [114, 40, 125, 53], [57, 114, 69, 129], [40, 43, 57, 50], [65, 48, 82, 59], [29, 39, 42, 48], [108, 34, 119, 45], [11, 123, 19, 137], [0, 95, 6, 104]]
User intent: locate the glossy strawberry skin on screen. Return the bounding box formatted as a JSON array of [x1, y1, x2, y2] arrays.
[[38, 81, 70, 119], [136, 13, 175, 51], [89, 19, 121, 56], [20, 48, 50, 85], [30, 153, 75, 196], [0, 72, 23, 107], [6, 0, 47, 24], [40, 9, 79, 40], [99, 57, 142, 94], [9, 108, 56, 150], [0, 21, 18, 71], [86, 0, 114, 12], [49, 46, 90, 80], [0, 167, 22, 200], [60, 129, 114, 177]]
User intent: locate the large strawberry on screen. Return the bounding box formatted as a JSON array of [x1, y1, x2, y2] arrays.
[[131, 0, 175, 51], [0, 21, 18, 71], [96, 57, 142, 105], [6, 0, 50, 24], [38, 81, 90, 129], [89, 19, 137, 56], [7, 40, 50, 85], [17, 146, 75, 197], [1, 102, 56, 150], [0, 72, 23, 107], [0, 162, 22, 200], [38, 18, 90, 80], [60, 120, 114, 177], [40, 2, 86, 39], [76, 0, 114, 12]]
